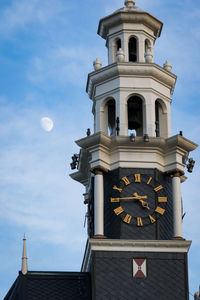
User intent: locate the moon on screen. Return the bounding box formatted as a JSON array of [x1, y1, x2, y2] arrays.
[[40, 117, 54, 132]]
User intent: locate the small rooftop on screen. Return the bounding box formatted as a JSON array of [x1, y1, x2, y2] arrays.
[[98, 0, 163, 40], [4, 271, 91, 300]]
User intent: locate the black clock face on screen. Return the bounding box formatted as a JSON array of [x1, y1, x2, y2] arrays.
[[110, 173, 167, 227]]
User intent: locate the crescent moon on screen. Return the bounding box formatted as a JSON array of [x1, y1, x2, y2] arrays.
[[40, 117, 54, 132]]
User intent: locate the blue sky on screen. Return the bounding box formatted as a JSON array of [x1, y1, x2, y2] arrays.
[[0, 0, 199, 298]]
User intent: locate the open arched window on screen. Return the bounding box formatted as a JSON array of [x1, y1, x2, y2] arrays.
[[128, 96, 143, 136], [155, 100, 161, 137], [113, 38, 122, 62], [129, 37, 137, 62], [155, 99, 168, 138], [105, 99, 116, 136]]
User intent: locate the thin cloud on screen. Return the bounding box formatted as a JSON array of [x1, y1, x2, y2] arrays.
[[26, 45, 106, 88], [0, 0, 67, 33], [0, 101, 87, 250]]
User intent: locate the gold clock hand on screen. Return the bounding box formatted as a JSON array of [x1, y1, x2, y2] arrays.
[[111, 195, 147, 202], [133, 192, 148, 199], [139, 199, 150, 210], [111, 196, 142, 201], [110, 194, 148, 203]]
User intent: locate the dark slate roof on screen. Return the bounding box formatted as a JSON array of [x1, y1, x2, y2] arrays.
[[4, 271, 91, 300]]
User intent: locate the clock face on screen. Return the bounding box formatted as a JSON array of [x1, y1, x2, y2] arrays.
[[110, 173, 167, 227]]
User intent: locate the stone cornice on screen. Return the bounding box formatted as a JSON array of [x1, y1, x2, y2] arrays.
[[75, 133, 198, 153], [88, 238, 192, 252], [76, 132, 112, 149], [98, 9, 163, 39], [86, 62, 177, 100], [166, 135, 198, 152], [71, 132, 198, 184], [69, 171, 89, 186]]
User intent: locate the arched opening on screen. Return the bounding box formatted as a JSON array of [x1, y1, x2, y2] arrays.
[[104, 99, 116, 136], [145, 39, 151, 53], [155, 99, 168, 138], [129, 37, 137, 62], [128, 96, 143, 136], [155, 100, 161, 137], [113, 38, 122, 62]]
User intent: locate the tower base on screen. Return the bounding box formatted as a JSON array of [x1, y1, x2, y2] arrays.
[[82, 239, 191, 300]]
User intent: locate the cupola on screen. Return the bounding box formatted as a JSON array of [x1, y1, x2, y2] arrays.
[[98, 0, 163, 64], [87, 1, 176, 138]]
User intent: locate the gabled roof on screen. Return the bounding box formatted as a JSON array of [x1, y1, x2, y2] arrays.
[[4, 271, 91, 300]]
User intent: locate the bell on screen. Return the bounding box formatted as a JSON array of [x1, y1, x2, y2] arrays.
[[128, 99, 143, 130]]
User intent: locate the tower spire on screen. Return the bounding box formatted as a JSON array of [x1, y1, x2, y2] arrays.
[[21, 233, 28, 275]]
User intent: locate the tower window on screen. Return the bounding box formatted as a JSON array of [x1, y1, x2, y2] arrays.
[[155, 99, 168, 138], [155, 100, 160, 137], [129, 37, 137, 62], [107, 99, 116, 136], [113, 38, 122, 62], [128, 96, 143, 136], [116, 39, 121, 50]]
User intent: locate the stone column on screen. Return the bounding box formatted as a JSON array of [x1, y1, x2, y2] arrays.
[[116, 91, 128, 136], [123, 32, 129, 62], [138, 35, 145, 63], [95, 100, 106, 134], [94, 170, 105, 237], [143, 95, 156, 137], [172, 171, 183, 239]]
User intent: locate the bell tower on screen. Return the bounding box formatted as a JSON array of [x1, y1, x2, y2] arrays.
[[70, 1, 197, 299], [90, 0, 171, 139]]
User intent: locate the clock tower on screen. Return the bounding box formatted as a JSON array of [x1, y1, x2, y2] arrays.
[[70, 1, 197, 299]]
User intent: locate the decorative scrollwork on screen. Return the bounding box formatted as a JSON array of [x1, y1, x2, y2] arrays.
[[70, 154, 79, 170], [187, 157, 195, 173]]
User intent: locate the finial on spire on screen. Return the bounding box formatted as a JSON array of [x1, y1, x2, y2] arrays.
[[21, 233, 28, 275], [124, 0, 135, 8], [163, 60, 172, 72]]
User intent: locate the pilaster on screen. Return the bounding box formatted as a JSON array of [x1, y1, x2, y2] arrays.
[[93, 169, 105, 238], [170, 170, 184, 239]]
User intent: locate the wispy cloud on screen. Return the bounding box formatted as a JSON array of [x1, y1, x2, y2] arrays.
[[26, 44, 107, 88], [0, 0, 67, 33], [0, 101, 88, 250]]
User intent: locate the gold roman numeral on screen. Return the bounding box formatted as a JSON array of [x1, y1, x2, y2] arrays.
[[137, 217, 143, 227], [147, 177, 152, 185], [158, 197, 167, 203], [122, 177, 130, 186], [134, 174, 141, 183], [155, 206, 165, 215], [154, 185, 163, 192], [149, 215, 156, 223], [123, 214, 132, 224], [110, 197, 120, 203], [114, 206, 124, 215], [113, 185, 122, 193]]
